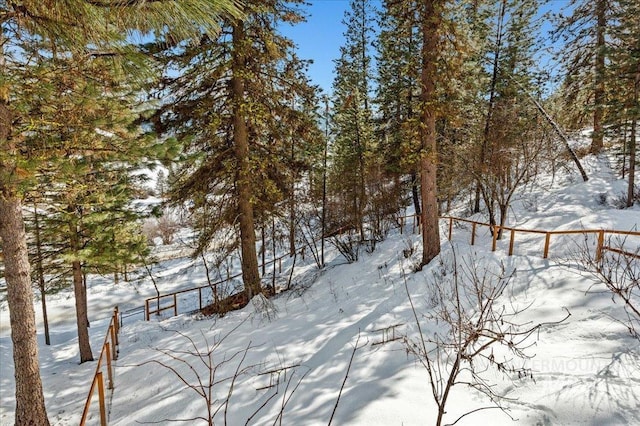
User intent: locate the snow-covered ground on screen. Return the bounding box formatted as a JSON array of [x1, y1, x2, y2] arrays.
[[1, 149, 639, 425]]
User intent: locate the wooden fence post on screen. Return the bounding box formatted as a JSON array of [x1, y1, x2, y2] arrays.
[[97, 372, 107, 426], [509, 229, 515, 256], [471, 222, 476, 246], [543, 232, 551, 258], [199, 287, 203, 311], [596, 230, 605, 262], [448, 217, 453, 241], [173, 294, 178, 317], [145, 299, 150, 321], [105, 342, 114, 390], [492, 226, 499, 252], [114, 306, 119, 334], [110, 324, 118, 361]]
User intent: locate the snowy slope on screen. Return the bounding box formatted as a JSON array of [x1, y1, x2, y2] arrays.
[[1, 151, 639, 425]]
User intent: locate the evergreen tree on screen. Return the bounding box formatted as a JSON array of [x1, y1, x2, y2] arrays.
[[330, 0, 377, 240], [0, 1, 239, 423], [152, 0, 321, 300], [472, 0, 545, 236], [20, 51, 158, 362], [418, 0, 444, 267], [608, 0, 639, 207], [375, 0, 422, 218], [553, 0, 613, 154]]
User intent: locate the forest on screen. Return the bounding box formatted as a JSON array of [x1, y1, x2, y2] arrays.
[[0, 0, 638, 425]]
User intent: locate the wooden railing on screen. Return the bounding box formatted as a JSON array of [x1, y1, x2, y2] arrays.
[[144, 253, 288, 321], [80, 307, 120, 426], [440, 216, 640, 261], [145, 215, 639, 322]]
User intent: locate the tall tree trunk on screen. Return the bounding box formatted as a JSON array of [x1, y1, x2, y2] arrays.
[[419, 0, 442, 267], [232, 22, 261, 300], [592, 0, 606, 154], [289, 122, 296, 255], [475, 0, 507, 214], [69, 218, 93, 363], [321, 96, 329, 268], [628, 59, 638, 207], [628, 116, 636, 207], [0, 197, 51, 425], [33, 203, 51, 345], [411, 172, 421, 221], [0, 35, 50, 423]]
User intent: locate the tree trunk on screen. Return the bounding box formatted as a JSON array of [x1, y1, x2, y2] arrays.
[[232, 22, 261, 300], [411, 172, 421, 222], [419, 0, 442, 267], [33, 203, 51, 345], [592, 0, 606, 154], [0, 197, 51, 425], [627, 60, 638, 207], [1, 36, 50, 423], [475, 0, 507, 214], [289, 123, 296, 255], [321, 96, 329, 268], [627, 116, 635, 207], [69, 218, 93, 363]]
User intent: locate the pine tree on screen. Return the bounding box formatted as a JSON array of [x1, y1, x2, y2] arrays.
[[472, 0, 545, 236], [375, 0, 422, 218], [608, 0, 639, 207], [152, 0, 321, 300], [0, 1, 239, 423], [330, 0, 377, 240], [418, 0, 444, 267], [553, 0, 613, 154], [17, 50, 158, 362]]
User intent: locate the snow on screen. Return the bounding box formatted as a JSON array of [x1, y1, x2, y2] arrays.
[[1, 151, 639, 425]]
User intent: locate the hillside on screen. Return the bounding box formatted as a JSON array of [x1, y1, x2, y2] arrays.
[[1, 148, 639, 425]]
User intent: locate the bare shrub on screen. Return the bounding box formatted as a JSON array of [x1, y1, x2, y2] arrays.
[[142, 214, 181, 246], [137, 323, 254, 425], [329, 234, 360, 263], [135, 319, 303, 425], [298, 209, 323, 269], [571, 235, 640, 339], [156, 215, 180, 245], [404, 249, 570, 425]]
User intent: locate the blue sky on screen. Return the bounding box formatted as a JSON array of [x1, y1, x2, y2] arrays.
[[281, 0, 569, 96], [280, 1, 379, 95]]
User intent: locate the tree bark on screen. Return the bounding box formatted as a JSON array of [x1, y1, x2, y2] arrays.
[[592, 0, 606, 154], [33, 203, 51, 345], [232, 22, 261, 300], [627, 59, 638, 207], [1, 34, 50, 423], [69, 217, 93, 363], [0, 197, 51, 425], [411, 172, 421, 222], [627, 115, 636, 207], [419, 0, 442, 267]]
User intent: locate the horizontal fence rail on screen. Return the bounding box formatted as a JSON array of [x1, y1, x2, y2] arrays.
[[144, 250, 293, 321], [80, 307, 120, 426], [439, 215, 640, 261], [144, 215, 639, 322]]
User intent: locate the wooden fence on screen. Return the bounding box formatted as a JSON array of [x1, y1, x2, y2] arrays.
[[80, 307, 120, 426], [144, 215, 639, 322], [440, 215, 640, 261], [144, 253, 287, 321]]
